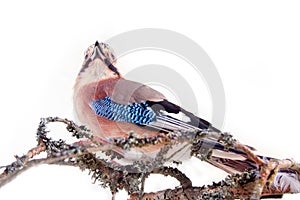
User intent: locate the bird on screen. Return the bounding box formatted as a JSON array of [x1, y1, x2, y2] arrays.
[[73, 41, 240, 163], [73, 41, 300, 197]]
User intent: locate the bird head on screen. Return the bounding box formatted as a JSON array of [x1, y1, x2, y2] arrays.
[[76, 41, 120, 87]]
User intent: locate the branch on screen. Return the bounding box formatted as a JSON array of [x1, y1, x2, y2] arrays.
[[1, 117, 299, 200]]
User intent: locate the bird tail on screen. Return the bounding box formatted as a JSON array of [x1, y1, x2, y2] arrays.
[[208, 156, 300, 196]]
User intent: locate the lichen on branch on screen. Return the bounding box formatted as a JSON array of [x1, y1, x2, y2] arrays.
[[0, 117, 299, 199]]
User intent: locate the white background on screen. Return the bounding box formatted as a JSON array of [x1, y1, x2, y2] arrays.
[[0, 1, 300, 199]]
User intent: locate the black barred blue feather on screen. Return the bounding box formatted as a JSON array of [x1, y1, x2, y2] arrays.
[[91, 96, 156, 125]]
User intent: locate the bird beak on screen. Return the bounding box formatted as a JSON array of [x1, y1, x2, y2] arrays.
[[90, 41, 106, 61]]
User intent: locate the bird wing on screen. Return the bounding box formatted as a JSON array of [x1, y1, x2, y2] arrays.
[[91, 78, 251, 160], [92, 78, 216, 133]]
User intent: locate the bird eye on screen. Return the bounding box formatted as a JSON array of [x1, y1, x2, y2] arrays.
[[83, 44, 94, 61]]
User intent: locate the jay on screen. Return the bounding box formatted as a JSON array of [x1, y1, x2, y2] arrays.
[[73, 41, 300, 195]]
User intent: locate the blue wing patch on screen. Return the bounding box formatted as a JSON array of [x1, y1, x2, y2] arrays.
[[90, 96, 156, 125]]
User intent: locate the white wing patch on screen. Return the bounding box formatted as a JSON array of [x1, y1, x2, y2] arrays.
[[147, 111, 201, 133]]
